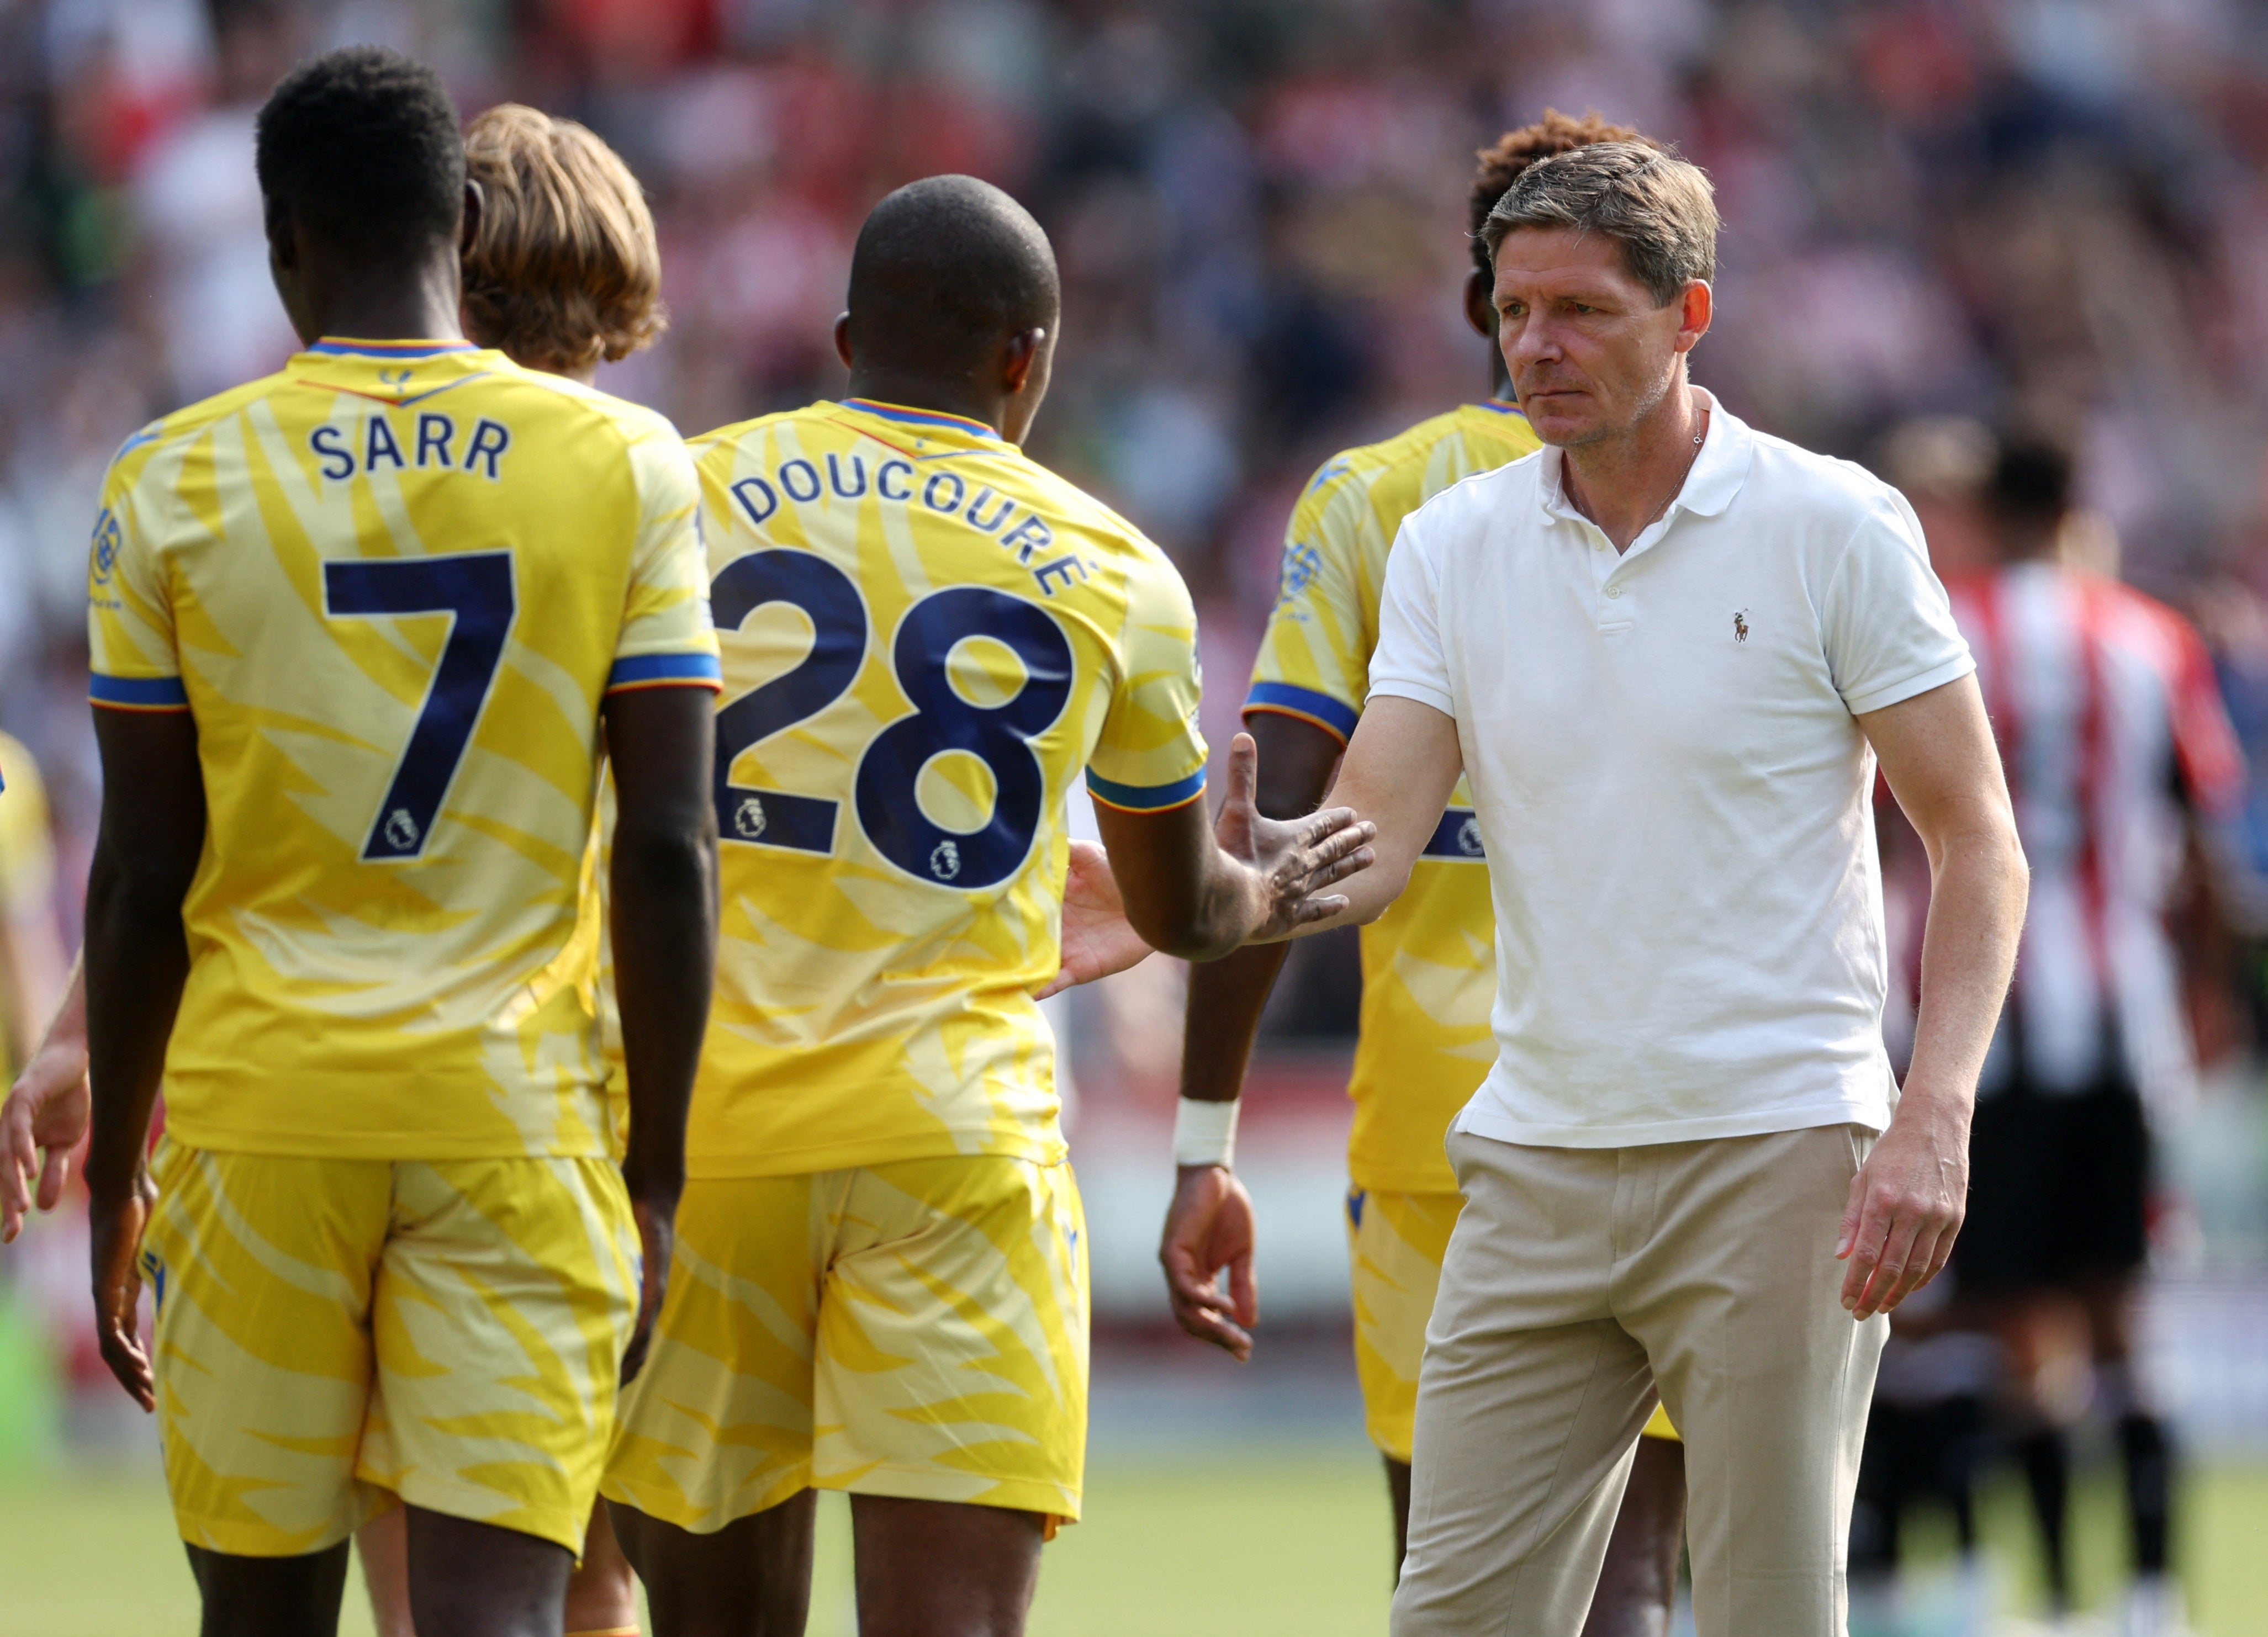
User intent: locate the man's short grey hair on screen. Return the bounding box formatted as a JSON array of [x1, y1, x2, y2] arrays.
[[1481, 141, 1719, 308]]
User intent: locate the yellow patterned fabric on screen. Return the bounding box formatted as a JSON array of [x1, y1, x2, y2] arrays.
[[1346, 1186, 1462, 1464], [1346, 1185, 1674, 1460], [0, 730, 55, 919], [139, 1139, 638, 1555], [681, 399, 1207, 1177], [1250, 402, 1541, 1193], [0, 730, 56, 1079], [604, 1154, 1088, 1528], [84, 338, 718, 1161]]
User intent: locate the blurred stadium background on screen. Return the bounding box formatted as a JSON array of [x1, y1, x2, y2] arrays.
[[4, 0, 2268, 1631]]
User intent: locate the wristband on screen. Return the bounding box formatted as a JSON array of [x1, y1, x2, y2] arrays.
[[1173, 1096, 1241, 1168]]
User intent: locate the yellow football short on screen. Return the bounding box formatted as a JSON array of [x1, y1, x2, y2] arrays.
[[604, 1156, 1087, 1532], [1347, 1186, 1677, 1463], [140, 1141, 638, 1557]]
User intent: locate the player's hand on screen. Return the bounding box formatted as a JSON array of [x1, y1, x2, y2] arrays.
[[2, 1038, 91, 1244], [88, 1170, 156, 1411], [1160, 1163, 1259, 1361], [1037, 840, 1154, 999], [621, 1191, 675, 1386], [1836, 1091, 1969, 1320], [1212, 733, 1374, 943]]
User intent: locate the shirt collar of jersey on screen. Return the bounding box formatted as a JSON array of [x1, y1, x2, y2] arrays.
[[1470, 396, 1526, 417], [1536, 386, 1752, 528], [294, 340, 500, 406], [305, 337, 484, 359], [834, 397, 1006, 448]]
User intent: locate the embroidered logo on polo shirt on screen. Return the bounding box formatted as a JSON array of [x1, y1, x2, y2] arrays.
[[1733, 609, 1750, 643]]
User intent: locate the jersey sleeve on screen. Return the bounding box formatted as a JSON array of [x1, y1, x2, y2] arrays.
[[1245, 459, 1376, 744], [2161, 610, 2246, 820], [1086, 548, 1210, 813], [607, 425, 722, 694], [1367, 512, 1455, 718], [1821, 489, 1976, 717], [86, 458, 188, 712]]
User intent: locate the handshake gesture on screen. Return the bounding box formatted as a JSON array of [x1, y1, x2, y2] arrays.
[[1044, 732, 1374, 994]]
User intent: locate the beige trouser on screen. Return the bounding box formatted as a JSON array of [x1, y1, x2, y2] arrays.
[[1392, 1124, 1888, 1637]]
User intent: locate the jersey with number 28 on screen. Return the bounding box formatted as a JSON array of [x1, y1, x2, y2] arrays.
[[86, 339, 719, 1162], [684, 398, 1208, 1178]]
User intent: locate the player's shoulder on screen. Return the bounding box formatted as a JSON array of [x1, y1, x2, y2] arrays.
[[2091, 573, 2208, 662], [1395, 438, 1549, 545], [1294, 416, 1441, 516], [493, 363, 685, 450], [104, 372, 289, 480], [686, 402, 820, 465]]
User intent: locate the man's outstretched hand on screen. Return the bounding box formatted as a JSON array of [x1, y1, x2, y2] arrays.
[[1213, 733, 1374, 943], [2, 1031, 91, 1244]]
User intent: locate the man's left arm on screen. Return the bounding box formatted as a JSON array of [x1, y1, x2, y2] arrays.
[[1843, 674, 2026, 1319], [82, 708, 206, 1410]]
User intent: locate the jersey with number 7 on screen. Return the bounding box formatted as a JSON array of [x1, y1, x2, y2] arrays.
[[85, 338, 720, 1160], [681, 397, 1207, 1178]]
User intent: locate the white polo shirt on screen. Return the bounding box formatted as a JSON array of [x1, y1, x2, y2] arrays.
[[1368, 394, 1973, 1148]]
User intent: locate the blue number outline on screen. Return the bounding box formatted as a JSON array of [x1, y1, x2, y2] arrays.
[[853, 585, 1074, 891], [710, 550, 871, 852], [703, 552, 1076, 891], [323, 550, 516, 862]]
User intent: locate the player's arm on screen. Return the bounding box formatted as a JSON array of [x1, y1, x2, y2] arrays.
[[1, 949, 88, 1243], [2161, 616, 2268, 936], [1158, 711, 1342, 1358], [1250, 695, 1463, 939], [1088, 731, 1373, 962], [599, 685, 717, 1384], [81, 708, 205, 1411], [1840, 675, 2026, 1319]]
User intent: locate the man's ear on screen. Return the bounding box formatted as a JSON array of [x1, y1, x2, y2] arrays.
[[1673, 280, 1713, 355], [833, 311, 854, 372], [1002, 327, 1046, 395], [265, 195, 298, 270], [460, 179, 484, 257], [1463, 268, 1495, 340]]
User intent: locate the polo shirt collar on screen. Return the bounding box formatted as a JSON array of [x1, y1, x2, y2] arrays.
[[1536, 386, 1754, 529]]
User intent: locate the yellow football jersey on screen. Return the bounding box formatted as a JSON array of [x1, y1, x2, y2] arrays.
[[681, 398, 1208, 1178], [86, 338, 718, 1161], [1247, 400, 1540, 1192]]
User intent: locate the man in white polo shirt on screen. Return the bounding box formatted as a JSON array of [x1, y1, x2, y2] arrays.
[[1286, 143, 2029, 1634]]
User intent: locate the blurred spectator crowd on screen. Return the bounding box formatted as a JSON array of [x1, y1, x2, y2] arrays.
[[6, 0, 2268, 1031]]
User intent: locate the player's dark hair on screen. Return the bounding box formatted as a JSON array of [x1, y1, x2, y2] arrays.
[[1469, 110, 1650, 278], [255, 46, 465, 264], [1987, 438, 2075, 527], [845, 175, 1059, 378]]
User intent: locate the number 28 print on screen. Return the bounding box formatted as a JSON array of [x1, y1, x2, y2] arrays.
[[710, 549, 1074, 892]]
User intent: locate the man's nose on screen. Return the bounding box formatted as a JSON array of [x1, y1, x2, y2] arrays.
[[1505, 314, 1562, 366]]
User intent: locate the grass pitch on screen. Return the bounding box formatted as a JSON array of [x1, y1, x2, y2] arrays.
[[3, 1449, 2264, 1636]]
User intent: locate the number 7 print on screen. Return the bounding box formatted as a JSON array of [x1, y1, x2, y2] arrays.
[[323, 551, 516, 862]]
